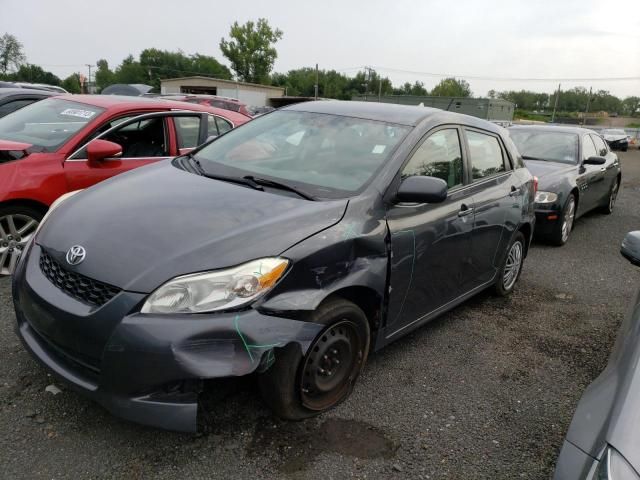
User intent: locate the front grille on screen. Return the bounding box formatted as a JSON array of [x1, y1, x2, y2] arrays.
[[35, 327, 101, 376], [39, 250, 121, 307]]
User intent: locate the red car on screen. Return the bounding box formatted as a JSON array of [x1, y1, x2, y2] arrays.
[[155, 94, 252, 117], [0, 95, 249, 275]]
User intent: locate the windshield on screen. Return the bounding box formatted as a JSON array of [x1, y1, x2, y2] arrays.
[[0, 98, 104, 151], [602, 129, 626, 135], [193, 110, 411, 198], [509, 130, 578, 164]]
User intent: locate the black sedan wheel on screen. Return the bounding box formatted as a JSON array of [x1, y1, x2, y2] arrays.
[[601, 178, 620, 215], [551, 194, 576, 246], [258, 298, 370, 420], [495, 232, 525, 296], [0, 206, 42, 276]]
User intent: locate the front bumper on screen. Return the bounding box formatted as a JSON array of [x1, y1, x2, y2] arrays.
[[533, 207, 562, 237], [554, 440, 598, 480], [12, 243, 323, 432]]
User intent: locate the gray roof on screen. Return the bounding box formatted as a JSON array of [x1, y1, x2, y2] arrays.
[[0, 87, 57, 98], [508, 124, 597, 135], [284, 100, 442, 126]]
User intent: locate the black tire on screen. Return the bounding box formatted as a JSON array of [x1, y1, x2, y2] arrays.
[[258, 297, 370, 420], [494, 232, 525, 296], [600, 177, 620, 215], [0, 204, 44, 276], [550, 194, 576, 246]]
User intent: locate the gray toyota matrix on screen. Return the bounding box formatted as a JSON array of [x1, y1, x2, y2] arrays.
[[12, 101, 535, 431]]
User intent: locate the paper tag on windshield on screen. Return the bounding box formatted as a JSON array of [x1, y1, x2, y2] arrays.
[[60, 108, 96, 119], [372, 145, 386, 154]]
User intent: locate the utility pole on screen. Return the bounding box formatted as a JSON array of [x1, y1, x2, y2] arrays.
[[314, 63, 319, 100], [583, 86, 593, 125], [551, 83, 561, 123], [85, 64, 93, 94]]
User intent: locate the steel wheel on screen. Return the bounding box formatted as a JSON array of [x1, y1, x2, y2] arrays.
[[300, 319, 364, 411], [561, 197, 575, 243], [0, 213, 39, 275], [502, 240, 523, 291]]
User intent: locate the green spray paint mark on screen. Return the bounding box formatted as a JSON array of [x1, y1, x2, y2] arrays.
[[234, 315, 283, 363]]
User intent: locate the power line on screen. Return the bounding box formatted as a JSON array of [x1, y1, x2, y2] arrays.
[[372, 66, 640, 82]]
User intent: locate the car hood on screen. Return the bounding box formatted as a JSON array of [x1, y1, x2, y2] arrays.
[[36, 161, 348, 292], [603, 134, 627, 142]]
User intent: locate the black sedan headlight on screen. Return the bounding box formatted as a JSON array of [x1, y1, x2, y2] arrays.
[[595, 447, 639, 480], [535, 191, 558, 204]]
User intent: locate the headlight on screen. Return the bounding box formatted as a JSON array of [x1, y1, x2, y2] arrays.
[[595, 446, 640, 480], [534, 191, 558, 204], [36, 190, 83, 235], [140, 258, 289, 314]]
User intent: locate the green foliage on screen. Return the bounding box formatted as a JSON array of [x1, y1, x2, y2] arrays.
[[626, 122, 640, 128], [0, 33, 26, 75], [392, 81, 428, 96], [498, 90, 549, 111], [622, 97, 640, 117], [3, 64, 61, 86], [220, 18, 283, 84], [112, 55, 147, 85], [61, 74, 81, 93], [431, 78, 472, 97], [95, 59, 116, 92]]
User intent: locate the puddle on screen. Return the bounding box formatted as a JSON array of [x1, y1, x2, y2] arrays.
[[247, 417, 396, 473]]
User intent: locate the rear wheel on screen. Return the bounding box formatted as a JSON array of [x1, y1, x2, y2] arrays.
[[550, 194, 575, 246], [0, 205, 43, 276], [494, 232, 525, 296], [258, 298, 370, 420]]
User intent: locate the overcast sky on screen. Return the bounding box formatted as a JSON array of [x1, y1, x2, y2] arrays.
[[2, 0, 639, 97]]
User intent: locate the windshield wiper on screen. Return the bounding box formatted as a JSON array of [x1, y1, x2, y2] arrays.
[[242, 175, 315, 200], [189, 157, 263, 191], [522, 155, 548, 161]]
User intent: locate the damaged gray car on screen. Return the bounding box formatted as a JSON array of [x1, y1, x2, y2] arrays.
[[12, 101, 536, 431]]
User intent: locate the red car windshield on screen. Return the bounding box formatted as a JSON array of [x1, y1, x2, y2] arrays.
[[0, 98, 104, 151]]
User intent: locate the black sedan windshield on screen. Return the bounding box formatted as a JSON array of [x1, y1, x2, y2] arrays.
[[510, 130, 579, 164], [0, 98, 104, 151], [194, 110, 410, 198]]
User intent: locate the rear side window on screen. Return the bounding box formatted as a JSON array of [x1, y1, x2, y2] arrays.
[[175, 117, 201, 149], [216, 117, 233, 135], [402, 128, 463, 189], [466, 130, 506, 180]]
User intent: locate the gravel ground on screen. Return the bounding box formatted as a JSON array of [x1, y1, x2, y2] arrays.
[[1, 150, 639, 479]]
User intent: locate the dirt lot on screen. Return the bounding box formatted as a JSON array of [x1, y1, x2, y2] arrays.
[[1, 151, 639, 479]]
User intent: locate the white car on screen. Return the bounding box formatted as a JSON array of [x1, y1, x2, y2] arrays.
[[601, 129, 630, 151]]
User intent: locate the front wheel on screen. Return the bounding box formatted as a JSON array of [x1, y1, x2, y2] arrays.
[[494, 232, 525, 296], [258, 298, 370, 420], [601, 177, 620, 215], [0, 205, 43, 276], [550, 194, 576, 246]]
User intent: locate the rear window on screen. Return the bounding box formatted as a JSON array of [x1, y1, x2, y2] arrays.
[[509, 130, 578, 165], [0, 98, 104, 151]]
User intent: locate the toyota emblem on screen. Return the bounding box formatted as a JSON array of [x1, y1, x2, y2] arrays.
[[66, 245, 86, 266]]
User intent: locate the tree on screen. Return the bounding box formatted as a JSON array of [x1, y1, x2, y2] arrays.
[[431, 77, 472, 97], [113, 55, 147, 84], [7, 64, 60, 85], [0, 33, 26, 75], [61, 74, 81, 93], [622, 97, 640, 117], [95, 59, 116, 92], [219, 18, 283, 84]]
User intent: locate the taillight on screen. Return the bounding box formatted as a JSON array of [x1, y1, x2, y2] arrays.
[[533, 176, 538, 194]]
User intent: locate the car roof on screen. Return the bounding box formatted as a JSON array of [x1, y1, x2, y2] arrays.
[[508, 124, 596, 135], [282, 101, 505, 133], [48, 94, 250, 124], [0, 87, 57, 97]]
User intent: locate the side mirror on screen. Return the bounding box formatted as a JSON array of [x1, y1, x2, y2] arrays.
[[621, 231, 640, 267], [87, 139, 122, 164], [584, 156, 606, 165], [396, 176, 448, 204]]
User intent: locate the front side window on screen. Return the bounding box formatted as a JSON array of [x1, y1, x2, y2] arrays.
[[193, 110, 411, 198], [467, 130, 506, 180], [0, 98, 104, 151], [402, 128, 463, 189], [509, 130, 578, 165], [582, 135, 597, 160], [591, 134, 608, 156]]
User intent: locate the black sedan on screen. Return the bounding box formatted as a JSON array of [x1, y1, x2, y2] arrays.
[[0, 87, 57, 118], [601, 128, 630, 152], [509, 125, 621, 245], [12, 101, 535, 431]]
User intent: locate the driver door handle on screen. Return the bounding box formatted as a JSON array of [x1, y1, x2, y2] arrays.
[[509, 186, 522, 197], [458, 204, 474, 217]]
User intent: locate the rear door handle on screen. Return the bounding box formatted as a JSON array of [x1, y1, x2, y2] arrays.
[[509, 186, 521, 197], [458, 204, 474, 217]]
